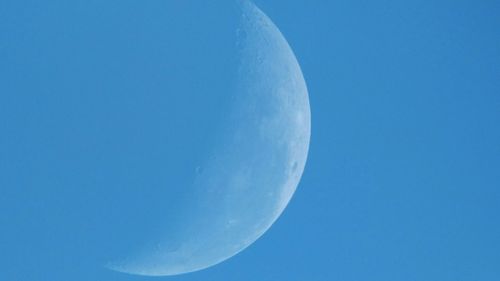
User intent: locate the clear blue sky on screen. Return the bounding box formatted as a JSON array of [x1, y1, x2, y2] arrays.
[[1, 0, 499, 280]]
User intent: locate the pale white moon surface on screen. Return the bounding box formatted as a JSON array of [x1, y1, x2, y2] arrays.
[[107, 1, 311, 276]]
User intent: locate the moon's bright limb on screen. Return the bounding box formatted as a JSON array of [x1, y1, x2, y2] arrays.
[[107, 1, 310, 276]]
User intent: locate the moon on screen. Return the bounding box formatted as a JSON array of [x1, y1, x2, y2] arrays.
[[107, 1, 310, 276]]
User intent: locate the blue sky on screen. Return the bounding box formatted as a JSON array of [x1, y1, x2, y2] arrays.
[[1, 0, 499, 280]]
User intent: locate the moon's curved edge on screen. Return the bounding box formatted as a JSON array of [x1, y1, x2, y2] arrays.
[[105, 0, 311, 276]]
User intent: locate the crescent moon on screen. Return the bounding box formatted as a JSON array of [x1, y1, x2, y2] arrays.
[[107, 1, 310, 276]]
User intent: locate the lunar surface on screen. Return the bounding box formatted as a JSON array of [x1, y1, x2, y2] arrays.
[[107, 1, 311, 276]]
